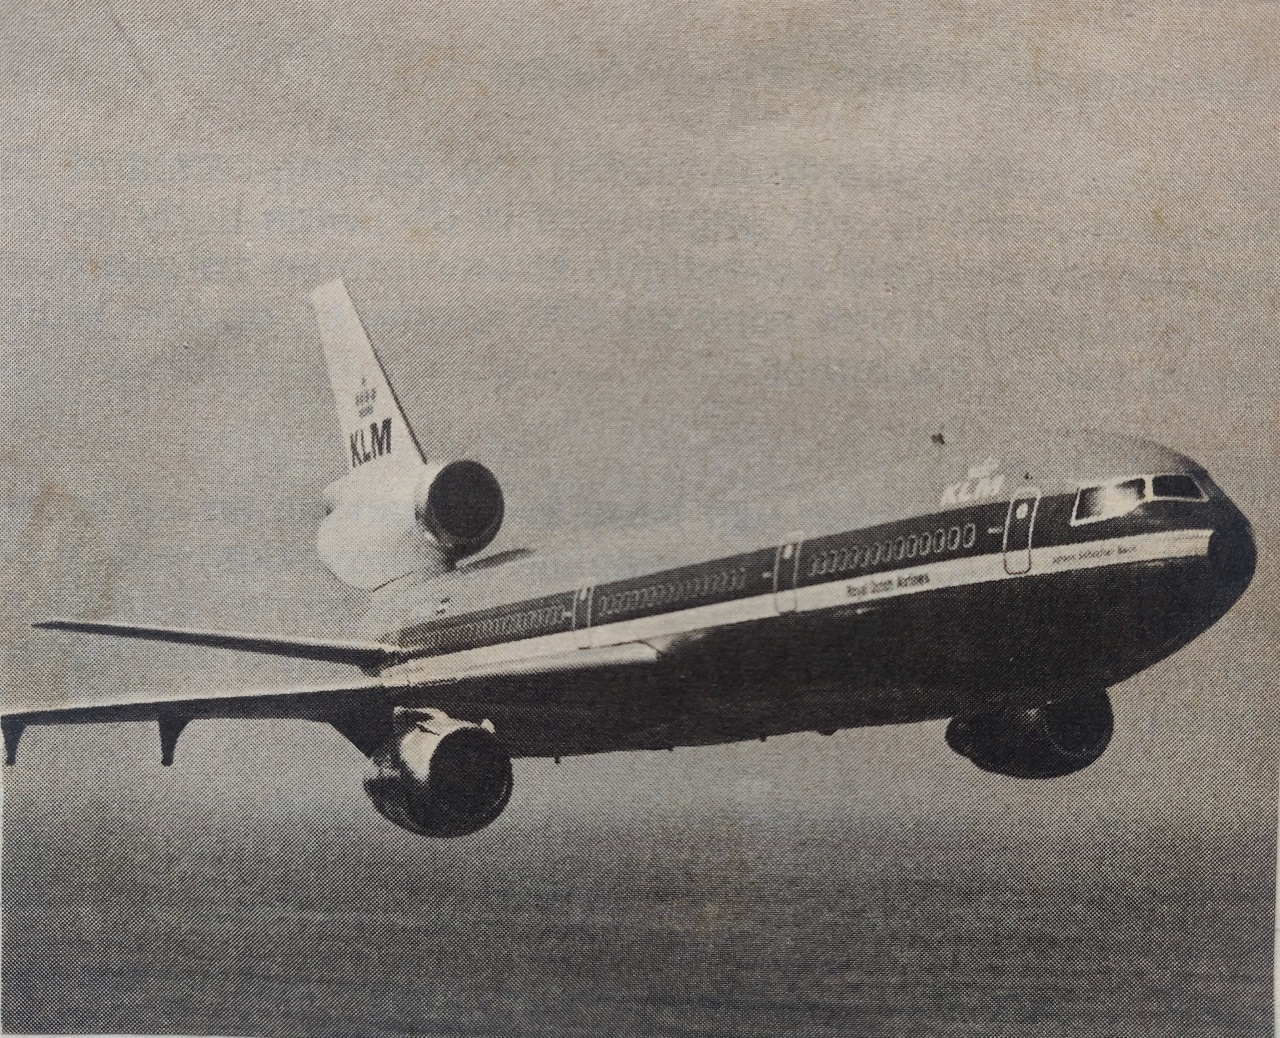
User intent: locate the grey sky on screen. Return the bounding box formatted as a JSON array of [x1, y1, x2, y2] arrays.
[[1, 1, 1277, 823]]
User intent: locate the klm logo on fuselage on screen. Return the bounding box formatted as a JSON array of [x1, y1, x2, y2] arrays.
[[940, 457, 1005, 506], [351, 417, 392, 467]]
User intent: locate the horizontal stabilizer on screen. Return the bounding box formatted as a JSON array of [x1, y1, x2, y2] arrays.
[[34, 619, 401, 669]]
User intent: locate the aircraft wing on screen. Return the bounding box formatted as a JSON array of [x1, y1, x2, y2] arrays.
[[1, 676, 400, 764], [4, 639, 663, 762], [33, 618, 401, 669], [2, 676, 398, 724]]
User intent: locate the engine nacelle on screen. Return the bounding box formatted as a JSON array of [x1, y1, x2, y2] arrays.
[[364, 709, 514, 837], [318, 459, 504, 589], [945, 692, 1114, 779], [413, 459, 504, 555]]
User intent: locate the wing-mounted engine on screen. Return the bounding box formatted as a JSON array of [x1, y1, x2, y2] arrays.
[[945, 692, 1114, 779], [364, 708, 514, 837], [318, 459, 504, 589]]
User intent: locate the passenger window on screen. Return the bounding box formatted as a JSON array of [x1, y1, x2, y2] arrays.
[[1073, 477, 1147, 524], [1151, 474, 1205, 501]]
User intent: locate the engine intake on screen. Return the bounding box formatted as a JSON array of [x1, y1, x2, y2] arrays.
[[364, 709, 513, 837], [945, 692, 1113, 779], [416, 459, 504, 556]]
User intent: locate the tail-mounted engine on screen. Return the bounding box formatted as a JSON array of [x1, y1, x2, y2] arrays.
[[414, 459, 504, 555], [318, 459, 505, 590], [364, 708, 514, 837], [945, 692, 1114, 779]]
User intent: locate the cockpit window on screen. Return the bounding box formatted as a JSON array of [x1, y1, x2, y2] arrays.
[[1073, 478, 1147, 524], [1073, 472, 1208, 524], [1151, 474, 1206, 501]]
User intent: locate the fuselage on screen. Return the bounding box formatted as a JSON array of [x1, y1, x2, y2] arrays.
[[367, 430, 1255, 759]]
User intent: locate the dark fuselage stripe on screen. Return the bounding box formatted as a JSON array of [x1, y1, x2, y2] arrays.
[[394, 494, 1201, 659], [397, 500, 1013, 655], [380, 525, 1211, 687]]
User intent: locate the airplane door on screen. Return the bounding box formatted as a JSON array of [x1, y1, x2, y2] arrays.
[[1003, 489, 1041, 575], [572, 583, 595, 647], [774, 534, 804, 613]]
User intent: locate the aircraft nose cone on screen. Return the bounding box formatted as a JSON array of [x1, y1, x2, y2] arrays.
[[1208, 515, 1256, 603]]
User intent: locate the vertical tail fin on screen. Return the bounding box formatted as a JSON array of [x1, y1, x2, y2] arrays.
[[311, 279, 426, 475], [310, 280, 505, 590]]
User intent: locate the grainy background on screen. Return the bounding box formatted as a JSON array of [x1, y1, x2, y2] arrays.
[[2, 2, 1277, 1035]]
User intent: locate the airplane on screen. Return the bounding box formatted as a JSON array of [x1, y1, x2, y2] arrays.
[[3, 279, 1257, 837]]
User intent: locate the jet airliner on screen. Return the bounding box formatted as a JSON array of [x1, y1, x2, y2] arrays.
[[5, 281, 1257, 836]]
